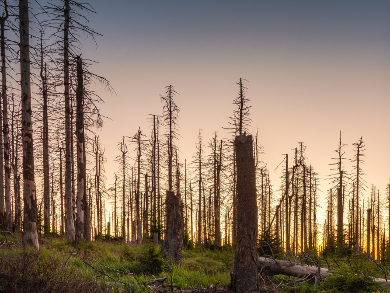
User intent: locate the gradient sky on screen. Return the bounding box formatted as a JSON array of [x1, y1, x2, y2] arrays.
[[67, 0, 390, 223]]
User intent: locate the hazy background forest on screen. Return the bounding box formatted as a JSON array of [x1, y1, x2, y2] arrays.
[[0, 0, 389, 292]]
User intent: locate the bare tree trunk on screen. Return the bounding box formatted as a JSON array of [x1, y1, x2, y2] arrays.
[[60, 147, 64, 234], [214, 139, 222, 246], [41, 53, 50, 234], [135, 130, 142, 244], [152, 115, 158, 243], [190, 181, 193, 242], [197, 136, 202, 246], [64, 0, 74, 240], [121, 137, 127, 243], [1, 2, 9, 231], [232, 134, 257, 293], [20, 0, 38, 248], [232, 152, 237, 246], [75, 56, 85, 242], [51, 171, 55, 232], [367, 208, 371, 257], [285, 154, 290, 252], [11, 98, 20, 233]]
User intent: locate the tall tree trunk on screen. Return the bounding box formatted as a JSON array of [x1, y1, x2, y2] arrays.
[[214, 139, 222, 246], [64, 0, 74, 240], [20, 0, 38, 248], [197, 137, 202, 246], [12, 98, 21, 233], [60, 147, 64, 234], [367, 208, 371, 257], [40, 37, 50, 234], [75, 56, 85, 242], [136, 130, 142, 244], [285, 154, 290, 252], [122, 137, 127, 243], [1, 2, 9, 231], [152, 115, 158, 243], [232, 134, 257, 292], [51, 171, 55, 232]]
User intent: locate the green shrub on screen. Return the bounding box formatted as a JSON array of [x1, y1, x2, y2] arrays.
[[122, 245, 165, 275], [258, 230, 283, 258], [320, 273, 380, 292]]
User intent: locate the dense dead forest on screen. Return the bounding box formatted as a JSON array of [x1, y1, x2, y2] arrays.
[[1, 1, 390, 287]]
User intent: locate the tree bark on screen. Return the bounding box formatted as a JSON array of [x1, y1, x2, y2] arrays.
[[11, 98, 21, 233], [122, 137, 127, 243], [258, 257, 329, 279], [232, 134, 257, 293], [40, 38, 50, 234], [258, 256, 389, 283], [75, 56, 85, 242], [1, 2, 10, 231], [20, 0, 38, 248], [162, 190, 183, 263], [367, 208, 371, 257], [64, 0, 75, 240], [214, 139, 222, 246]]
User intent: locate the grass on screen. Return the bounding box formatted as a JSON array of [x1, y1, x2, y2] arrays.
[[0, 232, 233, 292], [2, 232, 390, 292]]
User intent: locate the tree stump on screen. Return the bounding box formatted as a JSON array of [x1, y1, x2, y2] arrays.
[[162, 190, 183, 263]]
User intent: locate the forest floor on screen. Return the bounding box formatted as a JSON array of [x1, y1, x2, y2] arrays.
[[0, 231, 390, 292]]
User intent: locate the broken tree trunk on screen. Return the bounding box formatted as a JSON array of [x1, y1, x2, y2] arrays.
[[162, 190, 183, 263], [258, 257, 329, 279], [232, 134, 258, 293]]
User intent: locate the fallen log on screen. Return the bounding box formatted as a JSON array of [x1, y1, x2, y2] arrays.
[[257, 257, 389, 283], [258, 257, 329, 279]]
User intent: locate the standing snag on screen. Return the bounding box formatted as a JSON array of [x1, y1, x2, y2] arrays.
[[161, 85, 183, 263], [232, 134, 257, 292], [20, 0, 39, 248], [75, 56, 86, 242]]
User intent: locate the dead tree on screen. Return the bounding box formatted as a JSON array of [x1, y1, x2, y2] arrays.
[[132, 128, 145, 244], [232, 134, 257, 293], [11, 96, 21, 233], [149, 114, 159, 244], [352, 137, 365, 248], [62, 0, 75, 240], [37, 31, 51, 234], [75, 56, 86, 242], [20, 0, 38, 248], [0, 0, 9, 230], [120, 136, 127, 243], [211, 134, 223, 247], [194, 131, 204, 246], [367, 208, 371, 257], [284, 154, 290, 252], [161, 85, 183, 262], [330, 131, 346, 248], [227, 78, 251, 246]]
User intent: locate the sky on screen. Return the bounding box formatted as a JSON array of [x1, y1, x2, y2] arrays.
[[63, 0, 390, 222]]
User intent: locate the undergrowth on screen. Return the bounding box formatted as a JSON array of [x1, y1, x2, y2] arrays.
[[0, 232, 233, 292]]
